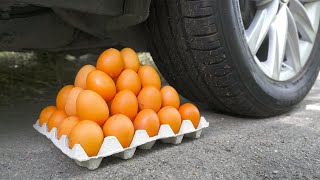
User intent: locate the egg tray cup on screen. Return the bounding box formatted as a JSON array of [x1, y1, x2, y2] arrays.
[[33, 117, 209, 170]]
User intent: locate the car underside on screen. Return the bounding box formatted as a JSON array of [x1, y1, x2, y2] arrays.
[[0, 0, 151, 52]]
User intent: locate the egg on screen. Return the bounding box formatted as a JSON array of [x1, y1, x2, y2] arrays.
[[56, 85, 74, 110], [133, 109, 160, 137], [69, 120, 104, 156], [138, 65, 161, 89], [120, 48, 140, 72], [39, 106, 56, 126], [86, 70, 116, 102], [74, 65, 96, 89], [160, 86, 180, 109], [47, 109, 68, 131], [137, 86, 162, 112], [76, 90, 109, 126], [111, 90, 138, 121], [57, 116, 79, 139], [65, 87, 83, 116], [158, 106, 182, 134], [116, 69, 141, 96], [102, 114, 134, 148], [96, 48, 124, 78], [179, 103, 200, 128]]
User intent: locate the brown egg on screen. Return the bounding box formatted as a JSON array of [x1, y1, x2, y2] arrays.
[[111, 90, 138, 121], [96, 48, 124, 78], [160, 86, 180, 109], [158, 106, 182, 134], [121, 48, 140, 72], [137, 86, 162, 112], [86, 70, 116, 102], [57, 116, 80, 139], [102, 114, 134, 148], [65, 87, 83, 116], [133, 109, 160, 137], [69, 120, 104, 156], [74, 65, 96, 89], [47, 109, 68, 131], [76, 90, 109, 126], [179, 103, 200, 128], [116, 69, 141, 96], [39, 106, 56, 126], [56, 85, 74, 110], [138, 65, 161, 89]]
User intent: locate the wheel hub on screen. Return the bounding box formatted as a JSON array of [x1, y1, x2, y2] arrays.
[[240, 0, 320, 81]]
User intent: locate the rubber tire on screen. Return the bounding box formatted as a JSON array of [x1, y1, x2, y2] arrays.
[[146, 0, 320, 117]]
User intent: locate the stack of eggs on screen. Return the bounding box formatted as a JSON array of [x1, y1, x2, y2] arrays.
[[38, 48, 201, 157]]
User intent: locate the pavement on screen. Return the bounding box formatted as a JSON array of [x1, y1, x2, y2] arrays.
[[0, 53, 320, 179]]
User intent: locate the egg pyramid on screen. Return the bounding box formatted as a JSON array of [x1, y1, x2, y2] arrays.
[[38, 48, 201, 157]]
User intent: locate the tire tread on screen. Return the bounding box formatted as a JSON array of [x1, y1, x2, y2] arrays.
[[147, 0, 283, 117]]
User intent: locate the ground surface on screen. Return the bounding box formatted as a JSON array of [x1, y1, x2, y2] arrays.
[[0, 52, 320, 179]]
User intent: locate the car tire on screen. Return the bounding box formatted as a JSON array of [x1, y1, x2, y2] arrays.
[[147, 0, 320, 117]]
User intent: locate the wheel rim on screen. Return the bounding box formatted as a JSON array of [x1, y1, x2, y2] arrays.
[[240, 0, 320, 81]]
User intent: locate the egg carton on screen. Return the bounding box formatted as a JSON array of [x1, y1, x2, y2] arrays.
[[33, 117, 209, 170]]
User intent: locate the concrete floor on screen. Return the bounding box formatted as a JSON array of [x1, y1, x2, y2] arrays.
[[0, 54, 320, 179]]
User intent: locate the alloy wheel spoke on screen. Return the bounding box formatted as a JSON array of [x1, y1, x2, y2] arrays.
[[242, 0, 320, 81], [289, 0, 315, 42], [286, 8, 302, 72], [267, 5, 288, 80], [250, 0, 273, 6], [245, 0, 279, 55]]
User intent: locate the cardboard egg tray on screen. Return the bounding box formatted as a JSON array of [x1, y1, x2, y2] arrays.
[[33, 117, 209, 170]]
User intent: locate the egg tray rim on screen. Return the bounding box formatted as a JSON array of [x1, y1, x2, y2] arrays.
[[33, 117, 209, 167]]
